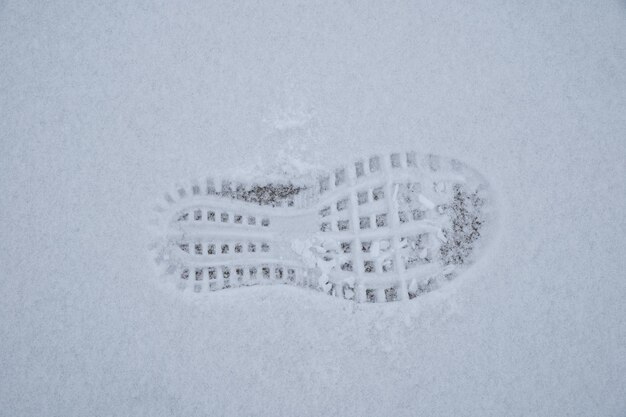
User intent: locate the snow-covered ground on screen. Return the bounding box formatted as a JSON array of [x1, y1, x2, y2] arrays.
[[1, 1, 625, 416]]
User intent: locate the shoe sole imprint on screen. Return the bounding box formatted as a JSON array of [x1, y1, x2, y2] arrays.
[[150, 152, 494, 303]]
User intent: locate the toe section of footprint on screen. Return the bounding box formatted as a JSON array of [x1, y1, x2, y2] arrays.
[[150, 152, 495, 303]]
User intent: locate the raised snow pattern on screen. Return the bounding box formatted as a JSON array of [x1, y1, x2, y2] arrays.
[[150, 152, 495, 303]]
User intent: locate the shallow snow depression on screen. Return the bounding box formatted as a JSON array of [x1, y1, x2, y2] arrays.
[[152, 151, 497, 303]]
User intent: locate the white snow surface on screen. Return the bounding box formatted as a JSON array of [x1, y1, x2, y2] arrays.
[[1, 1, 625, 416]]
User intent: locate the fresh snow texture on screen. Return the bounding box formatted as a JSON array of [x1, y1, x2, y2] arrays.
[[1, 1, 625, 417]]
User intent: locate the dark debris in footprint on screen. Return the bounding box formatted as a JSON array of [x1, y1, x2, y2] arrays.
[[440, 184, 485, 266], [238, 183, 305, 206]]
